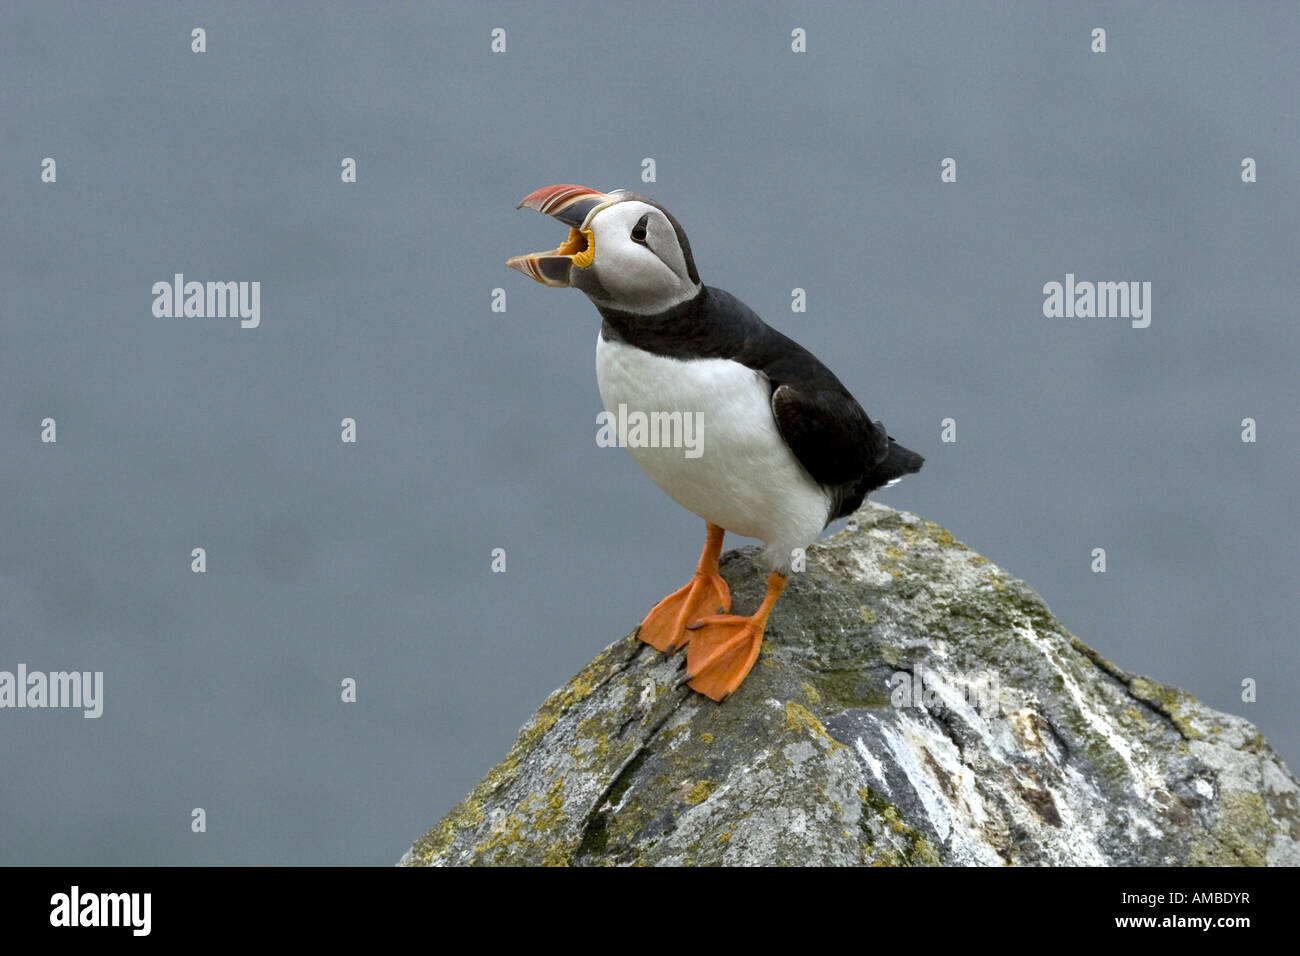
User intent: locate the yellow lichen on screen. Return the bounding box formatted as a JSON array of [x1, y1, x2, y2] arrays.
[[923, 521, 958, 549], [1188, 791, 1270, 866], [685, 780, 714, 805], [1129, 676, 1204, 740], [542, 841, 570, 866], [784, 701, 844, 749], [472, 812, 528, 855]]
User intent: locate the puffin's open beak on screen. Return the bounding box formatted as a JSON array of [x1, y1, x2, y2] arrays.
[[507, 184, 613, 287]]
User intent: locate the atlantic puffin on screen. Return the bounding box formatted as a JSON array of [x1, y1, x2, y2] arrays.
[[508, 185, 923, 701]]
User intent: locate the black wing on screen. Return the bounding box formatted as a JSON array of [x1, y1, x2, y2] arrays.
[[770, 382, 888, 489]]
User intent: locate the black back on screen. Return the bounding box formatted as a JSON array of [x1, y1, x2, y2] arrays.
[[598, 286, 923, 522]]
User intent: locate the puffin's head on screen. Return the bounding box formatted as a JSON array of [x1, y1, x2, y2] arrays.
[[507, 185, 701, 314]]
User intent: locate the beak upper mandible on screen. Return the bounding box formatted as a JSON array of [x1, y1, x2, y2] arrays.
[[517, 184, 613, 228]]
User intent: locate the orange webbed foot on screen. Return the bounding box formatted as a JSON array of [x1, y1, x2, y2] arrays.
[[684, 613, 766, 701], [637, 570, 731, 652], [636, 523, 731, 653], [684, 571, 788, 702]]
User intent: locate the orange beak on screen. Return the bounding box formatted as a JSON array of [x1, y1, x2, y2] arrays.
[[506, 185, 613, 287]]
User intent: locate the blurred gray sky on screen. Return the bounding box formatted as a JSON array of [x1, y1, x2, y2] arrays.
[[2, 2, 1296, 864]]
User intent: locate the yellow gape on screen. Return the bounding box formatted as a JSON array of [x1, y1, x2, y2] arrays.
[[555, 227, 596, 268]]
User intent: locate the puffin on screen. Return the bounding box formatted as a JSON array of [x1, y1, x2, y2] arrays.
[[507, 185, 923, 701]]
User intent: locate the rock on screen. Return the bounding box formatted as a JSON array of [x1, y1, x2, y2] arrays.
[[400, 503, 1300, 866]]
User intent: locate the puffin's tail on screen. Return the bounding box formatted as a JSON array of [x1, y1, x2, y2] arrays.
[[864, 434, 924, 491]]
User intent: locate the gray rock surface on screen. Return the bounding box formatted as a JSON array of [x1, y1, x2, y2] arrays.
[[401, 503, 1299, 866]]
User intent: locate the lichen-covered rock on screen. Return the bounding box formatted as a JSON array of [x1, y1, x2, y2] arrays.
[[400, 503, 1300, 867]]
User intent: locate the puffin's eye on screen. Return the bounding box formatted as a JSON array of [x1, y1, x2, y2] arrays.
[[630, 215, 649, 245]]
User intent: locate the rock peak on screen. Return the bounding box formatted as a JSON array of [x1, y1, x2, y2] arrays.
[[401, 503, 1299, 866]]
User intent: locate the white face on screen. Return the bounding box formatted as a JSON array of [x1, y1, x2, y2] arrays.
[[580, 199, 700, 314]]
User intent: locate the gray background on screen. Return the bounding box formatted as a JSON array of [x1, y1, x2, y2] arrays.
[[2, 2, 1295, 865]]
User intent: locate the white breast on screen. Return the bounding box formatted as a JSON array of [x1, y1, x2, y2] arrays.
[[595, 332, 831, 572]]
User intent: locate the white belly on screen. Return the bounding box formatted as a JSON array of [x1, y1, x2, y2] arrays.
[[595, 333, 831, 572]]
